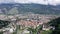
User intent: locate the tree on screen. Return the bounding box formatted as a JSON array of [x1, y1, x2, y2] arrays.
[[48, 17, 60, 34], [0, 20, 10, 29], [27, 25, 42, 34], [0, 31, 3, 34]]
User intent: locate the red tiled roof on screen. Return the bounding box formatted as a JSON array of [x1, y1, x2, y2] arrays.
[[17, 20, 43, 27]]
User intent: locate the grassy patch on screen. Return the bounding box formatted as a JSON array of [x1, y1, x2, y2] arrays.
[[40, 30, 52, 34]]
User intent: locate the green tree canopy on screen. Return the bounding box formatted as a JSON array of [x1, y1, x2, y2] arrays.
[[0, 20, 10, 29], [48, 17, 60, 34]]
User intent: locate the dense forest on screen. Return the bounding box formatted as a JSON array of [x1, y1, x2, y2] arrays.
[[48, 17, 60, 34], [0, 20, 10, 29]]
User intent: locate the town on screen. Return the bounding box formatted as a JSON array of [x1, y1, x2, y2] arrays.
[[0, 14, 60, 34]]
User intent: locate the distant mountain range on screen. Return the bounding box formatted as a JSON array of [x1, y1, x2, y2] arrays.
[[0, 3, 60, 15]]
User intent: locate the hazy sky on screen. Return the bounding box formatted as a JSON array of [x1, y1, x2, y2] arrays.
[[0, 0, 60, 5]]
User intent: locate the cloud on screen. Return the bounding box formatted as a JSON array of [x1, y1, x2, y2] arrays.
[[15, 0, 29, 3], [15, 0, 48, 5], [15, 0, 60, 5], [48, 0, 60, 5], [0, 0, 60, 5], [0, 0, 15, 3]]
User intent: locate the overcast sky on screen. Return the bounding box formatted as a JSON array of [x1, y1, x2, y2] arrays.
[[0, 0, 60, 5]]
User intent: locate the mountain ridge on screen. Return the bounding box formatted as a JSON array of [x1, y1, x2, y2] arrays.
[[0, 3, 60, 15]]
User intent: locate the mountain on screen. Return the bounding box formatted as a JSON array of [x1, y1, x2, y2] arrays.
[[0, 3, 60, 15]]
